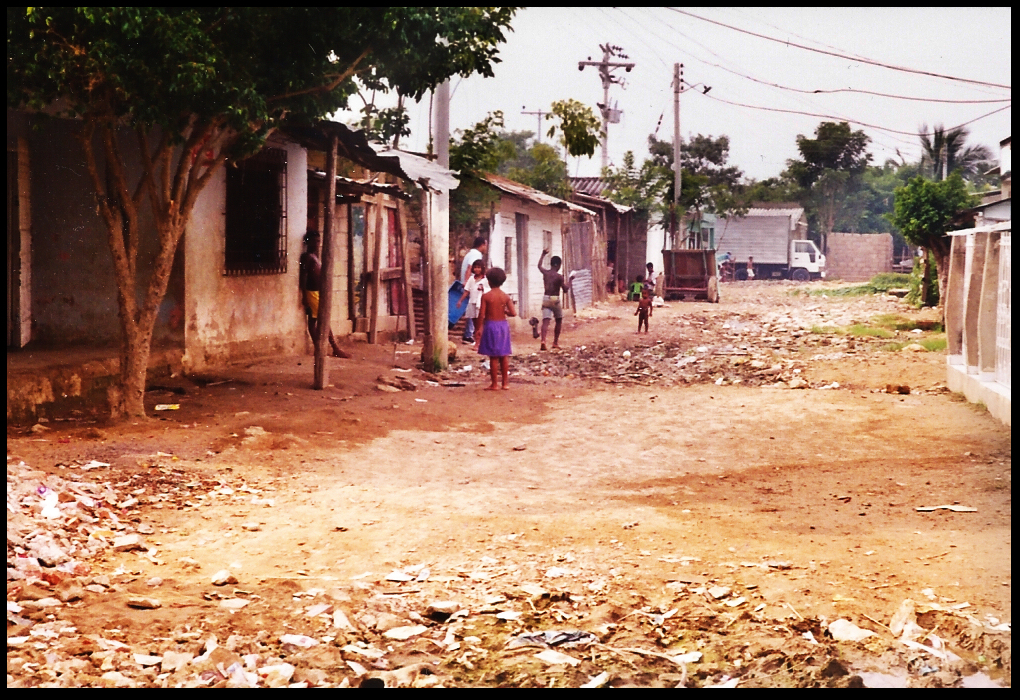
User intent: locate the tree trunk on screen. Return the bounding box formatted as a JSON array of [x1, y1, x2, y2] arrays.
[[929, 236, 952, 316], [81, 115, 226, 419]]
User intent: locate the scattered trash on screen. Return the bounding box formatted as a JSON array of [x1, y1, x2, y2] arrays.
[[535, 649, 581, 666], [915, 504, 977, 512], [154, 404, 180, 411], [580, 671, 611, 688], [828, 618, 876, 642], [507, 630, 597, 649], [383, 625, 427, 640], [279, 634, 318, 649]]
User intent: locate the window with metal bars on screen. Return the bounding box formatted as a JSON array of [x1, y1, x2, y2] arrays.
[[224, 147, 287, 275]]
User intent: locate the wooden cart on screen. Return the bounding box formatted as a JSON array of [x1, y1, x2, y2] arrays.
[[662, 249, 719, 303]]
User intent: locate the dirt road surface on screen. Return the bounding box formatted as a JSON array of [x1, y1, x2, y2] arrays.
[[7, 281, 1011, 688]]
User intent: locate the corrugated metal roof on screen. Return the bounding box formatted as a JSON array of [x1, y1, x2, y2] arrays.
[[481, 172, 595, 216], [571, 191, 633, 214], [569, 176, 611, 197], [743, 207, 804, 218]]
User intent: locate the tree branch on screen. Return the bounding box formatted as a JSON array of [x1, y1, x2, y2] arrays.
[[266, 47, 370, 103], [80, 118, 137, 333]]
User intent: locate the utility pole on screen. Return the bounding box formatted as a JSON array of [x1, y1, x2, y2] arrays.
[[578, 44, 634, 171], [672, 63, 682, 252], [521, 107, 548, 143], [423, 80, 451, 372], [670, 65, 711, 251]]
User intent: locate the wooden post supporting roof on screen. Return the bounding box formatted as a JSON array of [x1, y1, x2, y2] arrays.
[[397, 200, 416, 341], [368, 194, 385, 345], [314, 135, 338, 390]]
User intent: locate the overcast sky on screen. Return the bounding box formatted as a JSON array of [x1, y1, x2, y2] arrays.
[[340, 7, 1012, 182]]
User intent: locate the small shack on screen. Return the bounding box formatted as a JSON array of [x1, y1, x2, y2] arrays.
[[474, 173, 601, 321]]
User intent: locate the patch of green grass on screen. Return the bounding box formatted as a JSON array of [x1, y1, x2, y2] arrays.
[[868, 272, 912, 291], [810, 325, 840, 334], [870, 313, 944, 332], [805, 272, 913, 298], [848, 324, 894, 338], [878, 335, 947, 352]]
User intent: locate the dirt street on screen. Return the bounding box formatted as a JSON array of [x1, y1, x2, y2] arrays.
[[7, 281, 1011, 688]]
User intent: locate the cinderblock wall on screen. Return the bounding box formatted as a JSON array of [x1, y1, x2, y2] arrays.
[[827, 232, 893, 282]]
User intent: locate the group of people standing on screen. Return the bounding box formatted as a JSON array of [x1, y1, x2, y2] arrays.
[[455, 237, 574, 389]]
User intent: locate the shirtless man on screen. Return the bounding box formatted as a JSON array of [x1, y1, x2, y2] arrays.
[[299, 231, 349, 358], [538, 249, 572, 351]]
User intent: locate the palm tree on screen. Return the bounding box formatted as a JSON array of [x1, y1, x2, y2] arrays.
[[918, 123, 994, 183]]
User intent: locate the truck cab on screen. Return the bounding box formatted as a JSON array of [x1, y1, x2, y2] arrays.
[[790, 240, 826, 281]]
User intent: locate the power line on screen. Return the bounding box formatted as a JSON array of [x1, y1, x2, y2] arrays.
[[699, 92, 1010, 138], [620, 8, 1002, 152], [666, 7, 1012, 91]]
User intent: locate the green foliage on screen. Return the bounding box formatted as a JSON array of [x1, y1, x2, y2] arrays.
[[785, 122, 871, 241], [847, 324, 894, 338], [867, 273, 912, 291], [546, 99, 602, 158], [506, 142, 570, 199], [890, 173, 976, 250], [919, 123, 995, 185], [449, 111, 509, 173], [803, 272, 910, 297], [603, 134, 746, 230], [9, 7, 518, 154], [356, 102, 411, 146], [602, 150, 668, 214], [879, 336, 947, 353]]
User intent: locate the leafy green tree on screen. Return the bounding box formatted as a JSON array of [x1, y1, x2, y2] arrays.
[[506, 143, 571, 199], [919, 123, 995, 185], [786, 121, 872, 252], [605, 134, 745, 245], [889, 173, 976, 307], [7, 7, 517, 418], [545, 99, 603, 158], [602, 151, 668, 216]]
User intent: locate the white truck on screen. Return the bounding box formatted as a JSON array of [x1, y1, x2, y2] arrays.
[[716, 205, 826, 282]]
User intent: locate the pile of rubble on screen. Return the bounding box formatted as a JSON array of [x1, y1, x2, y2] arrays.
[[510, 297, 935, 389], [8, 451, 1009, 688]]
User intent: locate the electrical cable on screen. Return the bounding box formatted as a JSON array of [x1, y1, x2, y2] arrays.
[[698, 92, 1010, 138], [666, 7, 1011, 91]]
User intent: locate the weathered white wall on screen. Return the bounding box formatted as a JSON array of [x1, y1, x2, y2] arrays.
[[490, 196, 567, 323], [7, 109, 184, 349], [183, 139, 308, 370]]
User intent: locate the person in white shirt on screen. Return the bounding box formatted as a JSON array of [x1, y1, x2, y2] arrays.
[[460, 236, 489, 286], [458, 259, 490, 344]]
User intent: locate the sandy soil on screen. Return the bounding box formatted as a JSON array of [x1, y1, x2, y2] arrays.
[[7, 281, 1011, 688]]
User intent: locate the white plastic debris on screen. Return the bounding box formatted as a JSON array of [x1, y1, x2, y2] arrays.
[[535, 649, 581, 666], [828, 618, 876, 642]]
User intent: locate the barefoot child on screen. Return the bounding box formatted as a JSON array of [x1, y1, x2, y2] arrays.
[[635, 287, 653, 333], [474, 267, 517, 390]]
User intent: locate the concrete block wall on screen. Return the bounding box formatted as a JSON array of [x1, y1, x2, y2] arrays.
[[826, 232, 893, 282]]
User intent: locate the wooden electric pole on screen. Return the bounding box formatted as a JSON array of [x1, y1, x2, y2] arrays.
[[672, 63, 682, 252], [578, 44, 635, 171]]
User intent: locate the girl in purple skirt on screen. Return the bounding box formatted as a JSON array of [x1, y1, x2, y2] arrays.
[[474, 267, 517, 390]]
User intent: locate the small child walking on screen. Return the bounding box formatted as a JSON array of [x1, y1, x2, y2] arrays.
[[635, 287, 653, 333], [474, 267, 517, 390], [457, 259, 489, 343]]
